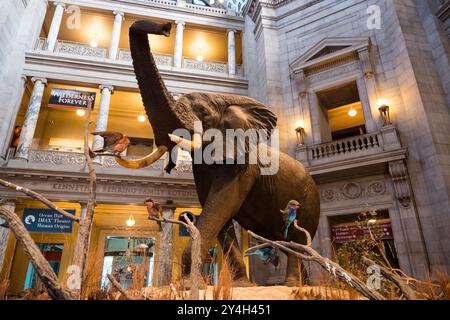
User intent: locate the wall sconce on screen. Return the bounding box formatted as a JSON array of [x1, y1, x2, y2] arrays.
[[295, 120, 305, 145], [378, 99, 391, 126]]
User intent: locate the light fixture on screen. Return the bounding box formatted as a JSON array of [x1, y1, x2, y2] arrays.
[[295, 120, 305, 145], [378, 99, 391, 126], [76, 109, 86, 117], [368, 218, 377, 224], [138, 112, 146, 122], [348, 106, 357, 117], [126, 214, 136, 227], [196, 55, 204, 62]]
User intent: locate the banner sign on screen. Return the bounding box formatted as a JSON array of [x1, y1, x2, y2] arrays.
[[48, 88, 96, 109], [22, 208, 76, 233], [331, 220, 393, 243]]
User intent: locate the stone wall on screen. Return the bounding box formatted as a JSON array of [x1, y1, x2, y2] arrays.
[[244, 0, 450, 275], [0, 0, 47, 158]]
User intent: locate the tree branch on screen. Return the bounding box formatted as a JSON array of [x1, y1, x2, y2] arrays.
[[107, 274, 134, 300], [362, 257, 419, 300], [246, 224, 386, 300], [0, 179, 80, 222], [0, 207, 73, 300], [70, 103, 97, 299], [149, 214, 202, 300]]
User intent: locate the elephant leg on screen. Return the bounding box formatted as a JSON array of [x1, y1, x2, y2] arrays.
[[217, 219, 248, 281], [182, 166, 257, 277]]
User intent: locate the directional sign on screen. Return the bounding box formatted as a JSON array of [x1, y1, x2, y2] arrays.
[[22, 208, 76, 233]]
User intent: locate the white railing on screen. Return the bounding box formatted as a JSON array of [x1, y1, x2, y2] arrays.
[[137, 0, 177, 6], [33, 39, 244, 78], [183, 58, 228, 74], [134, 0, 231, 15], [185, 3, 228, 14], [54, 39, 108, 58], [34, 38, 108, 58], [310, 132, 383, 161], [118, 48, 173, 67]]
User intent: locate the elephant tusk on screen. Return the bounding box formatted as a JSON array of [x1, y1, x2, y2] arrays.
[[114, 145, 168, 169], [168, 133, 202, 151]]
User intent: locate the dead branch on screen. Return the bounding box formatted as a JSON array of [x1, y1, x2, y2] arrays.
[[0, 179, 80, 222], [246, 223, 386, 300], [149, 213, 202, 300], [0, 207, 73, 300], [70, 103, 97, 299], [107, 274, 134, 300], [362, 257, 419, 300]]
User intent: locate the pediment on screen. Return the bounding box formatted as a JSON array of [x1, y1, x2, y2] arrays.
[[290, 37, 371, 73]]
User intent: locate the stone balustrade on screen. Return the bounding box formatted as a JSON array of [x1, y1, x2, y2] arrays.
[[118, 48, 173, 67], [33, 39, 242, 77], [183, 58, 228, 74], [6, 149, 193, 177], [134, 0, 231, 15], [296, 125, 403, 167], [35, 38, 108, 58], [311, 132, 382, 161]]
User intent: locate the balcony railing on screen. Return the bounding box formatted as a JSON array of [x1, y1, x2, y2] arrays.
[[118, 48, 173, 67], [33, 39, 243, 77], [296, 126, 403, 167], [183, 58, 228, 74], [6, 149, 193, 177], [134, 0, 231, 15], [35, 38, 108, 58], [311, 132, 382, 161]]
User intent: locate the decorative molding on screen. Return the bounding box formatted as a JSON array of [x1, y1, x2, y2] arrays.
[[320, 180, 386, 203], [54, 40, 107, 58], [183, 58, 228, 74], [24, 51, 249, 94], [290, 37, 371, 76], [388, 160, 412, 208], [244, 0, 323, 22], [27, 149, 193, 175]]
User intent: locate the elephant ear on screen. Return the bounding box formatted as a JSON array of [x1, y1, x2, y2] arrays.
[[173, 93, 277, 133], [218, 95, 278, 133]]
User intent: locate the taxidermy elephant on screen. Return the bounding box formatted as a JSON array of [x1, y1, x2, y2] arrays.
[[115, 20, 320, 285]]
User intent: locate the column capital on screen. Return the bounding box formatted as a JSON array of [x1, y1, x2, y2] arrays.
[[227, 29, 237, 34], [99, 84, 114, 93], [31, 77, 47, 86], [113, 11, 125, 18], [175, 20, 185, 27], [53, 1, 66, 8]]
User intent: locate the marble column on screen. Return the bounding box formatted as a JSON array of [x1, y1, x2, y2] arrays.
[[108, 11, 124, 60], [15, 77, 47, 160], [227, 29, 236, 75], [0, 200, 15, 271], [157, 206, 175, 286], [173, 21, 185, 68], [92, 85, 114, 152], [46, 1, 65, 52]]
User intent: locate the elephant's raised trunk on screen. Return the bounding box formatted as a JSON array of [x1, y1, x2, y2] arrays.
[[116, 20, 185, 169]]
